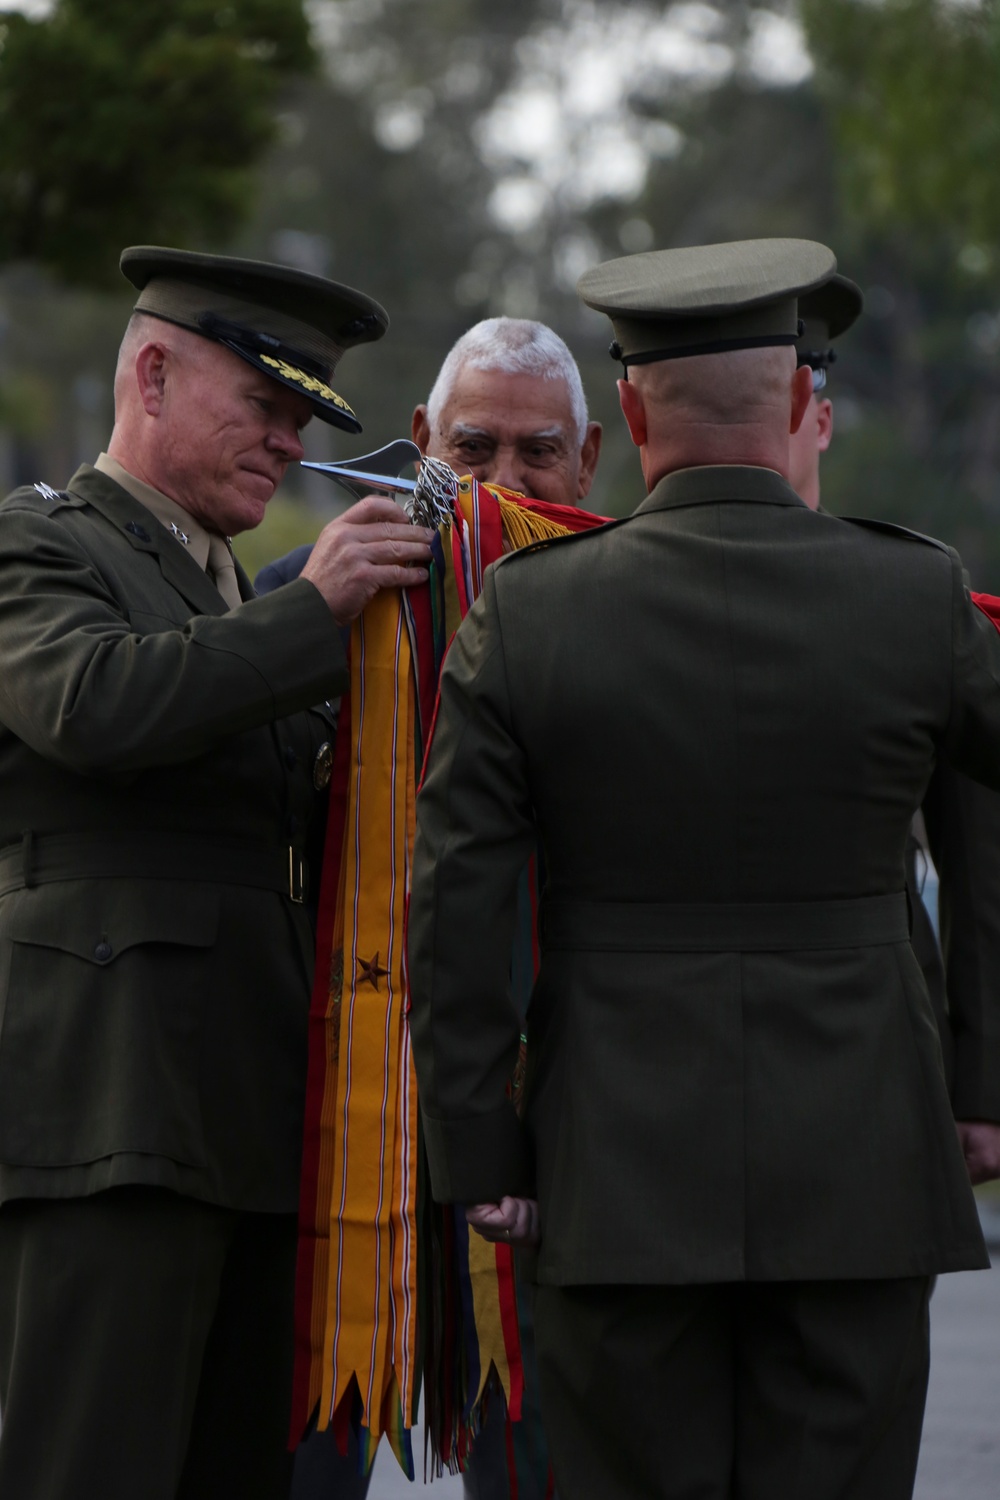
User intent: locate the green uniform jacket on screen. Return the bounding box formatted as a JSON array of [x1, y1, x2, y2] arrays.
[[0, 465, 348, 1211], [409, 464, 1000, 1285]]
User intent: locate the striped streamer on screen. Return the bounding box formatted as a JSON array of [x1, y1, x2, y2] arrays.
[[292, 480, 608, 1477]]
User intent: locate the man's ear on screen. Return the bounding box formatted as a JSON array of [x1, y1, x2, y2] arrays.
[[576, 421, 603, 499], [134, 342, 170, 417], [618, 378, 647, 448], [411, 404, 431, 455], [815, 397, 833, 454], [789, 363, 814, 436]]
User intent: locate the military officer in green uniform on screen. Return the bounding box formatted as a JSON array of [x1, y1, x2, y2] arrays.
[[790, 272, 1000, 1170], [0, 247, 434, 1500], [407, 239, 1000, 1500]]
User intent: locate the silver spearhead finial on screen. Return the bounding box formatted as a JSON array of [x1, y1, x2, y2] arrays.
[[301, 440, 459, 528], [407, 455, 459, 529]]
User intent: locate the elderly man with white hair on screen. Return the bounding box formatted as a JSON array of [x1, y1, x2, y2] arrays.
[[411, 316, 602, 507]]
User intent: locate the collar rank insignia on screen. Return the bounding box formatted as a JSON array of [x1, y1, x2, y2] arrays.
[[168, 522, 190, 545]]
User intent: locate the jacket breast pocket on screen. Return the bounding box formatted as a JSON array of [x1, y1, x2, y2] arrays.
[[0, 880, 220, 1170]]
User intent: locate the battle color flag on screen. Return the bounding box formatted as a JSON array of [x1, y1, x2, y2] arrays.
[[291, 478, 606, 1476]]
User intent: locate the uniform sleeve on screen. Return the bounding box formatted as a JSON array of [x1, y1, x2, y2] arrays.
[[924, 764, 1000, 1121], [408, 566, 536, 1204], [943, 552, 1000, 789], [904, 822, 952, 1080], [0, 505, 348, 774]]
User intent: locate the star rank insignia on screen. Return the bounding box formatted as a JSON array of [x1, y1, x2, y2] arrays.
[[357, 951, 389, 991], [168, 522, 190, 545]]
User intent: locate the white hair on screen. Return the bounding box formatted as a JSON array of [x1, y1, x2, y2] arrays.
[[426, 317, 588, 444]]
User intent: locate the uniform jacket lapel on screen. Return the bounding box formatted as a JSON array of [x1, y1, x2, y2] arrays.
[[66, 464, 229, 618]]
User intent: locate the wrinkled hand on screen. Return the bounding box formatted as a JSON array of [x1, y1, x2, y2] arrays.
[[466, 1196, 540, 1247], [300, 495, 434, 624], [956, 1120, 1000, 1184]]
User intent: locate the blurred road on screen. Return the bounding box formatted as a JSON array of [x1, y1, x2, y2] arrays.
[[914, 1202, 1000, 1500], [366, 1423, 463, 1499]]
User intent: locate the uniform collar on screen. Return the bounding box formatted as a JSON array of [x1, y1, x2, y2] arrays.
[[635, 464, 809, 516], [66, 463, 239, 617], [94, 452, 216, 572]]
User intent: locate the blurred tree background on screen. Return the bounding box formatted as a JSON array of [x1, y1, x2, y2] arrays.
[[2, 0, 1000, 583]]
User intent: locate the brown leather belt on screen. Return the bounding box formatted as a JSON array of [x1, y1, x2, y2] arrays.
[[541, 893, 910, 952], [0, 831, 308, 904]]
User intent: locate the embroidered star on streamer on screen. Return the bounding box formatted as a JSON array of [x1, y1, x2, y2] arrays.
[[168, 522, 190, 545], [357, 951, 389, 991]]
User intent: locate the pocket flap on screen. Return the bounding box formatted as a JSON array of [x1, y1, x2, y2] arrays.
[[1, 880, 220, 964]]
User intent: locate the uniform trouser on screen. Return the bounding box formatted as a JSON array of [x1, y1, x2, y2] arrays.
[[0, 1186, 298, 1500], [534, 1278, 931, 1500]]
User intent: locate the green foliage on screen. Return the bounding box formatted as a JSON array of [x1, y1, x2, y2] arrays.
[[0, 371, 50, 437], [0, 0, 315, 286], [802, 0, 1000, 260], [5, 0, 1000, 582], [796, 0, 1000, 585]]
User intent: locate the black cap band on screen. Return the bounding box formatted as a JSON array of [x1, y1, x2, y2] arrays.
[[620, 331, 800, 368]]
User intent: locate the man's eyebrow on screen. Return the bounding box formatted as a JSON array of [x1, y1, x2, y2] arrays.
[[446, 422, 570, 443], [519, 426, 569, 442]]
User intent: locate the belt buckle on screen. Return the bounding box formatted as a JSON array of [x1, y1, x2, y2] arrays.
[[288, 848, 306, 904]]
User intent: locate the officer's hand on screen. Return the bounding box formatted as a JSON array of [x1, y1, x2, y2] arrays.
[[956, 1120, 1000, 1184], [466, 1196, 540, 1247], [301, 495, 435, 624]]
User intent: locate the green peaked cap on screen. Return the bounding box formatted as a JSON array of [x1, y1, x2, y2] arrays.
[[796, 273, 863, 373], [577, 238, 837, 368], [120, 246, 389, 434]]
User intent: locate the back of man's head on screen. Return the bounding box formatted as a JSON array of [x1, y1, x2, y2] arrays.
[[630, 344, 796, 427], [620, 344, 810, 488], [579, 237, 835, 491]]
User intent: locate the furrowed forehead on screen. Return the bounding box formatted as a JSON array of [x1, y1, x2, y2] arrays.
[[446, 418, 572, 443], [442, 369, 576, 423]]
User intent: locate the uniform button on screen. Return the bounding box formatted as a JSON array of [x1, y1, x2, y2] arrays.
[[284, 745, 297, 770], [94, 940, 113, 962], [313, 741, 334, 790]]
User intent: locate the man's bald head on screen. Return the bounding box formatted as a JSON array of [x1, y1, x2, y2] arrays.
[[628, 343, 795, 420], [618, 344, 812, 491]]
